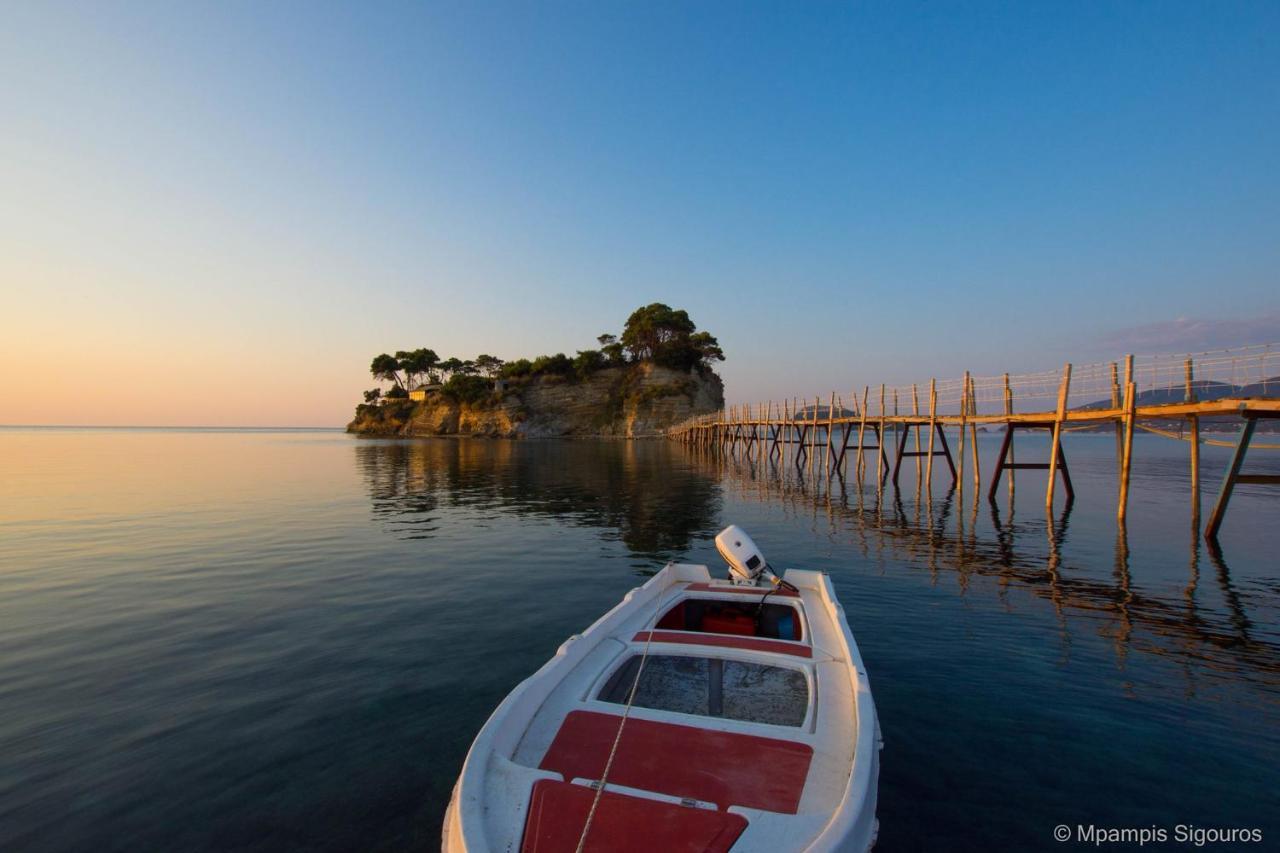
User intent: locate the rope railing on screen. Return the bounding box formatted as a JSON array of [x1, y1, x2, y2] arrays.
[[667, 342, 1280, 432]]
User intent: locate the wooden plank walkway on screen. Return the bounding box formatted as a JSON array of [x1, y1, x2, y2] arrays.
[[666, 345, 1280, 544]]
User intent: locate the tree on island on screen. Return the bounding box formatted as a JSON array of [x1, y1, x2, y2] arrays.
[[396, 348, 439, 389], [360, 303, 723, 409], [596, 334, 627, 366], [619, 303, 724, 371], [475, 354, 505, 378], [370, 353, 404, 389]]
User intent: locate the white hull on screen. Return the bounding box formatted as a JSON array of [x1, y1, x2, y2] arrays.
[[444, 562, 880, 852]]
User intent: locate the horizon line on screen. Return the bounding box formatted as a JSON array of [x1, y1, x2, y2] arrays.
[[0, 423, 346, 431]]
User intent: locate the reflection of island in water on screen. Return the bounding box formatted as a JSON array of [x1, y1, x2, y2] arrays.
[[355, 438, 722, 558], [692, 446, 1280, 699]]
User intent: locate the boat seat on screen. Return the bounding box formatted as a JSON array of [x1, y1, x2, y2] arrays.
[[521, 779, 747, 853], [633, 630, 813, 658], [538, 710, 812, 814]]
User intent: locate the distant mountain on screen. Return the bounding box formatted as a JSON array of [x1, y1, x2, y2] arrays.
[[1071, 376, 1280, 434], [1077, 378, 1279, 410], [1237, 375, 1280, 397], [791, 405, 857, 421]]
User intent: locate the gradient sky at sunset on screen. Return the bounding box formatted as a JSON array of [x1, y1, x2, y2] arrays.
[[3, 2, 1278, 426]]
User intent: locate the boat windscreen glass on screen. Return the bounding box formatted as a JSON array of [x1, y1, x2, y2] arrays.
[[598, 654, 808, 727]]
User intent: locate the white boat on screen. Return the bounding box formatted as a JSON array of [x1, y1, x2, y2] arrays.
[[443, 526, 881, 852]]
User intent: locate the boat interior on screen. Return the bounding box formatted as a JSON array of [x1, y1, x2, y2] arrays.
[[503, 571, 859, 852]]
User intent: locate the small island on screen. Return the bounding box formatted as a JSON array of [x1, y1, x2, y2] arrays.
[[347, 303, 726, 438]]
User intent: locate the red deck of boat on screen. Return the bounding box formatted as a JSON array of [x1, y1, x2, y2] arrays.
[[539, 710, 812, 814], [684, 582, 799, 598], [521, 779, 748, 853], [633, 630, 813, 658]]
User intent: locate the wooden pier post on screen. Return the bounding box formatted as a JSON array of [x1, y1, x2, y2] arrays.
[[926, 379, 937, 487], [1110, 362, 1122, 467], [892, 387, 900, 466], [969, 373, 981, 494], [877, 385, 886, 493], [780, 399, 789, 463], [823, 391, 836, 477], [912, 383, 922, 482], [1046, 362, 1072, 510], [958, 373, 969, 499], [1003, 372, 1015, 499], [856, 387, 869, 480], [1117, 355, 1137, 523], [808, 396, 819, 477], [1185, 358, 1200, 518]]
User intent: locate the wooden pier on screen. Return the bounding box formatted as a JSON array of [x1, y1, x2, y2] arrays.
[[667, 345, 1280, 543]]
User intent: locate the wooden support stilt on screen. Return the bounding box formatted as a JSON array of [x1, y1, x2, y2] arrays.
[[968, 374, 981, 494], [911, 384, 922, 481], [926, 379, 937, 486], [958, 372, 969, 498], [823, 391, 836, 477], [892, 388, 900, 468], [1186, 358, 1200, 518], [768, 401, 780, 458], [808, 396, 819, 477], [793, 400, 806, 467], [990, 422, 1073, 503], [778, 400, 786, 461], [1205, 413, 1280, 539], [1117, 366, 1137, 522], [878, 386, 887, 487], [856, 386, 869, 479], [892, 415, 961, 487], [1046, 363, 1072, 510], [1110, 362, 1122, 468], [1002, 372, 1015, 499]]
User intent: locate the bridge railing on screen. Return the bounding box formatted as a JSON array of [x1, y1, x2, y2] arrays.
[[667, 342, 1280, 432]]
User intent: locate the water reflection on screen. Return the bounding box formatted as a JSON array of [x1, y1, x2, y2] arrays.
[[685, 444, 1280, 694], [354, 438, 722, 558]]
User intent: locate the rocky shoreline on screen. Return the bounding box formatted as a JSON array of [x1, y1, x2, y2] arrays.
[[347, 363, 722, 439]]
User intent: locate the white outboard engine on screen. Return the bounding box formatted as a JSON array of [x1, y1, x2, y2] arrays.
[[715, 525, 770, 586]]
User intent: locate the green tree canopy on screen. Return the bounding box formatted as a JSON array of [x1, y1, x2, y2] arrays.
[[370, 353, 404, 388], [619, 303, 722, 370], [396, 348, 439, 389], [475, 354, 505, 378], [438, 357, 464, 380]]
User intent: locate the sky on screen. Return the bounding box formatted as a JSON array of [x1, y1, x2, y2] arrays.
[[2, 1, 1277, 426]]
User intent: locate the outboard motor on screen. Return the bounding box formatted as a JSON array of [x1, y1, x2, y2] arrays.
[[715, 525, 769, 586]]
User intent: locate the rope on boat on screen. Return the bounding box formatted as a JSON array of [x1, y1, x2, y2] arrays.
[[574, 586, 669, 853]]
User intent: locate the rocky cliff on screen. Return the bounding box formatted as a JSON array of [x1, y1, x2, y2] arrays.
[[346, 363, 723, 438]]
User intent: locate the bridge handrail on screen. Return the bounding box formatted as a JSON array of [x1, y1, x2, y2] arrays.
[[666, 342, 1280, 432]]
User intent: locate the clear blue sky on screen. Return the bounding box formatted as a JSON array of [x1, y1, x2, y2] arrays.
[[2, 1, 1277, 425]]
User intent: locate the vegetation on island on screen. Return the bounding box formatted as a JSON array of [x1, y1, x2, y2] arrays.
[[355, 303, 724, 419]]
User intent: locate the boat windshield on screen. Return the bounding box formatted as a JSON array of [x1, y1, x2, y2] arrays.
[[597, 654, 808, 727]]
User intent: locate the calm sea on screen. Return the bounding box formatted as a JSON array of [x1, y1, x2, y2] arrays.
[[1, 427, 1277, 851]]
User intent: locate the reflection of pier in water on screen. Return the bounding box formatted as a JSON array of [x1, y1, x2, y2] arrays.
[[354, 439, 722, 558], [688, 445, 1279, 694]]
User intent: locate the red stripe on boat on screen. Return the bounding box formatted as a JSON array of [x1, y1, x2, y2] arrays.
[[685, 582, 799, 598], [539, 710, 812, 814], [634, 630, 813, 658], [521, 779, 748, 853]]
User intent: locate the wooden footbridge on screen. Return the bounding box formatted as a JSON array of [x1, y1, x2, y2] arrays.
[[667, 344, 1280, 542]]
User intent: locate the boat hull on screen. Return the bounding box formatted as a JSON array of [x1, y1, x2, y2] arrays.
[[444, 562, 880, 852]]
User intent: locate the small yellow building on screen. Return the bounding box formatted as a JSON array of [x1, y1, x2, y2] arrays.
[[409, 384, 442, 402]]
